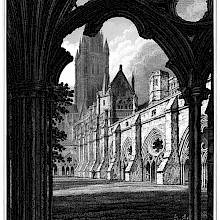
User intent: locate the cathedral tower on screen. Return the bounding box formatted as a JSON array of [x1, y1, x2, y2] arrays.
[[149, 70, 169, 104], [75, 32, 109, 115]]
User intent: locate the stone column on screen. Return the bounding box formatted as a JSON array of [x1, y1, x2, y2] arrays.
[[182, 163, 185, 185], [83, 133, 88, 177], [80, 140, 84, 177], [206, 76, 214, 220], [7, 92, 13, 220], [116, 128, 122, 180], [182, 164, 185, 185], [58, 166, 62, 176], [185, 87, 209, 220], [78, 140, 81, 164], [99, 111, 109, 179], [202, 163, 205, 187], [94, 118, 100, 177], [87, 135, 90, 164], [82, 137, 85, 164], [8, 84, 52, 220]]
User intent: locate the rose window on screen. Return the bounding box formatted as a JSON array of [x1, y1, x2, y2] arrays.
[[152, 139, 163, 153]]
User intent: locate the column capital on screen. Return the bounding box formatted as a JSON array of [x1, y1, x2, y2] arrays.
[[8, 81, 54, 98], [180, 86, 210, 105]]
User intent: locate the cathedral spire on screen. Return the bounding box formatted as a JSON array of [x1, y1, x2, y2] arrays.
[[102, 67, 110, 94], [119, 64, 123, 72], [132, 71, 135, 93], [104, 39, 109, 55], [82, 36, 87, 49], [79, 38, 82, 53], [132, 68, 138, 113], [75, 49, 79, 60]]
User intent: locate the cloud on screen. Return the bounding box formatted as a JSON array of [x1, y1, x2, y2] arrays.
[[108, 25, 147, 80], [60, 0, 206, 88], [59, 18, 167, 87], [125, 42, 171, 105], [59, 62, 75, 87], [109, 25, 133, 48], [61, 40, 79, 57], [128, 41, 169, 73]]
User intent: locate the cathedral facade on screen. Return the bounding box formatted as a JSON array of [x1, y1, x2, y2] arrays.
[[54, 34, 209, 188]]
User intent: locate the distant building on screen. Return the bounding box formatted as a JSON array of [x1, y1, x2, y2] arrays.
[[54, 64, 209, 189], [54, 33, 208, 188], [97, 65, 137, 124], [149, 70, 169, 103]]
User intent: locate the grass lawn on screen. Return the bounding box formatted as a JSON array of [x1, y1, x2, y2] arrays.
[[53, 178, 117, 191], [52, 178, 207, 220]]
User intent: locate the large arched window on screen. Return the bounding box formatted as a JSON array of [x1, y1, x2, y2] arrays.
[[62, 167, 65, 176], [151, 161, 156, 183], [66, 167, 70, 176], [142, 128, 164, 158], [184, 159, 190, 185], [179, 126, 208, 187], [142, 129, 164, 183], [54, 165, 58, 176], [71, 167, 74, 176], [145, 162, 150, 182]]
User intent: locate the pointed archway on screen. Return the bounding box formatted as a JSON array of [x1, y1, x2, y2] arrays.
[[62, 167, 65, 176], [151, 161, 156, 183], [145, 162, 151, 182], [184, 159, 190, 185], [142, 128, 165, 183], [179, 125, 208, 187]]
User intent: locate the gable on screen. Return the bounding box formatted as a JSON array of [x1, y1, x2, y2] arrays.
[[111, 71, 134, 98]]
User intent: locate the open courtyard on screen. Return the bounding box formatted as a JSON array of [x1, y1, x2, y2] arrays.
[[52, 178, 207, 220]]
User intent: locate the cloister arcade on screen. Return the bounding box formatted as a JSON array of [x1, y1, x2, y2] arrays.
[[53, 165, 75, 177]]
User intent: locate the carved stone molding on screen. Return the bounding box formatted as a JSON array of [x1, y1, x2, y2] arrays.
[[180, 86, 210, 106]]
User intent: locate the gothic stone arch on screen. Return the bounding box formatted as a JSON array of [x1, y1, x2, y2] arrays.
[[179, 125, 208, 186], [142, 128, 165, 182]]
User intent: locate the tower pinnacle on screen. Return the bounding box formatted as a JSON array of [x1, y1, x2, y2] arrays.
[[132, 72, 135, 93], [102, 67, 110, 94], [119, 64, 123, 71]]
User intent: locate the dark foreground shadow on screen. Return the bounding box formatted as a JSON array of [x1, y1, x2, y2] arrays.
[[52, 190, 207, 220]]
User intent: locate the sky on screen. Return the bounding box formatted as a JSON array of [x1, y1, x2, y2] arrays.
[[59, 0, 207, 87]]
